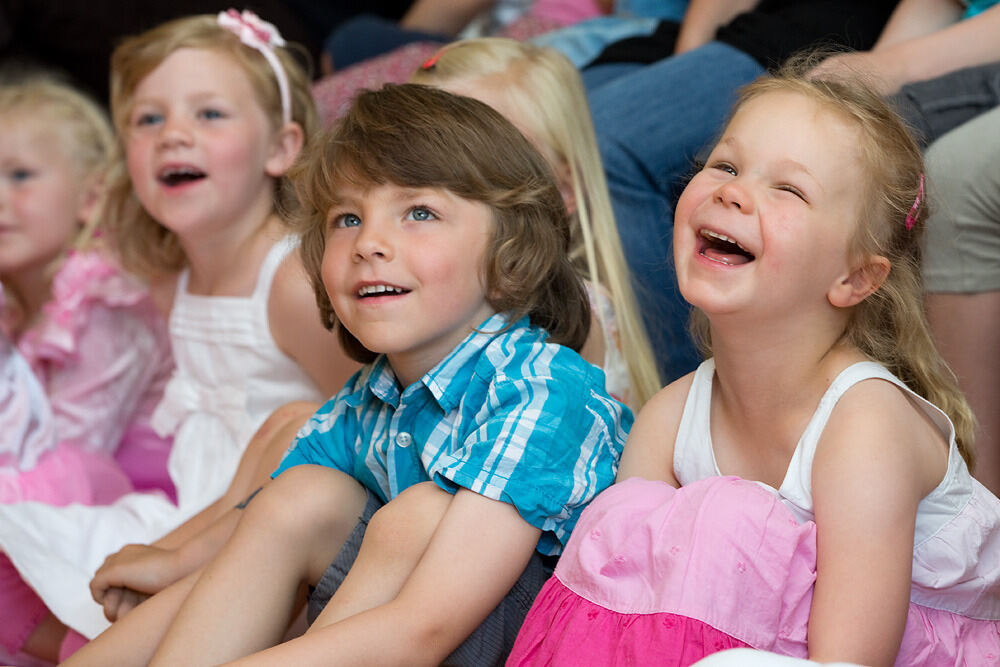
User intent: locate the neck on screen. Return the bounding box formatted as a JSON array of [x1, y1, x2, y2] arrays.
[[2, 257, 64, 336], [708, 307, 857, 420], [180, 209, 284, 297]]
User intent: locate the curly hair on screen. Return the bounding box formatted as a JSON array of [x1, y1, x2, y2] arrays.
[[411, 37, 661, 406], [292, 83, 590, 363]]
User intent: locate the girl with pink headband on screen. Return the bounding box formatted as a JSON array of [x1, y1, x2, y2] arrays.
[[0, 11, 358, 660]]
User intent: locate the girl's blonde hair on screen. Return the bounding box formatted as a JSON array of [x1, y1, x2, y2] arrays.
[[0, 72, 115, 248], [694, 59, 976, 467], [106, 14, 318, 279], [294, 84, 591, 362], [411, 37, 661, 407], [0, 72, 116, 321]]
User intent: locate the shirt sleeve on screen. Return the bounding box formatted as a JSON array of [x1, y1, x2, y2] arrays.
[[433, 360, 631, 554], [272, 394, 356, 478]]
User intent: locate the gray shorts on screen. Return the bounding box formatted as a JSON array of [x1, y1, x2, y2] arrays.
[[922, 105, 1000, 293], [307, 488, 553, 667]]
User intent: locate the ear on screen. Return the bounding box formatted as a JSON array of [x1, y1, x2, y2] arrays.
[[556, 162, 577, 218], [265, 121, 305, 178], [827, 255, 891, 308], [75, 172, 106, 226]]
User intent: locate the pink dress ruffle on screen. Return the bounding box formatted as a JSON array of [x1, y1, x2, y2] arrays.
[[0, 251, 174, 656], [0, 250, 175, 500], [508, 476, 1000, 666]]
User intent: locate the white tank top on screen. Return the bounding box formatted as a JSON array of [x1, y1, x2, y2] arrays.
[[674, 359, 1000, 618], [152, 235, 326, 509]]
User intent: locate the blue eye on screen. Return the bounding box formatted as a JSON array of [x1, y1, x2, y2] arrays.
[[712, 162, 737, 176], [198, 108, 225, 120], [134, 112, 162, 127], [9, 168, 34, 183], [335, 213, 361, 228], [407, 206, 436, 222]]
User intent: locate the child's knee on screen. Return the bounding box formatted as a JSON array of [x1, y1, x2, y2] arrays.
[[365, 482, 451, 555], [246, 466, 366, 539]]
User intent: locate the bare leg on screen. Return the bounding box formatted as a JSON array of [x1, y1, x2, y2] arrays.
[[150, 465, 368, 666], [926, 291, 1000, 495], [62, 569, 202, 667], [312, 481, 452, 628], [21, 613, 65, 662]]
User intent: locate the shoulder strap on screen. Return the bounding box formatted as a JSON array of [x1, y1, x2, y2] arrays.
[[252, 235, 298, 299]]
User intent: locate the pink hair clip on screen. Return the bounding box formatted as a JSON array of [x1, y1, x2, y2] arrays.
[[217, 9, 292, 125], [421, 49, 444, 70], [905, 173, 925, 231]]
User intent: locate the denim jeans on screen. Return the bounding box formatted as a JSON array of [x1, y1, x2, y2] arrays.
[[587, 42, 764, 381]]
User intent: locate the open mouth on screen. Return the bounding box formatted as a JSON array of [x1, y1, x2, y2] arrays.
[[157, 166, 206, 187], [357, 284, 410, 299], [698, 229, 755, 266]]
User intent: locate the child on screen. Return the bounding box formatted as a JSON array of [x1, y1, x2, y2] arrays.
[[0, 10, 357, 653], [0, 74, 175, 664], [411, 37, 661, 409], [85, 37, 658, 644], [507, 65, 1000, 666], [63, 82, 632, 667]]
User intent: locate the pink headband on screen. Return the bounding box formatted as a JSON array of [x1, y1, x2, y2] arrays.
[[905, 173, 925, 231], [217, 9, 292, 125]]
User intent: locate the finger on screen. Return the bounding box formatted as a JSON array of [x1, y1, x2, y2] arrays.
[[117, 589, 150, 619], [102, 586, 124, 622]]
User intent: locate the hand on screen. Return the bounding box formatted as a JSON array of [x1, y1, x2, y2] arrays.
[[98, 586, 150, 622], [807, 51, 906, 96], [90, 544, 181, 609]]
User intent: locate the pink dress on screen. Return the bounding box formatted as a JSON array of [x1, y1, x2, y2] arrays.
[[509, 360, 1000, 666], [0, 250, 174, 659]]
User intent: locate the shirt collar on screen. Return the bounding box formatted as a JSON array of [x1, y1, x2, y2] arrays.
[[348, 313, 526, 412]]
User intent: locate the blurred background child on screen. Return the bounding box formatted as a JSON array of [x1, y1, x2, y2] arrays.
[[0, 11, 357, 660], [0, 73, 175, 665]]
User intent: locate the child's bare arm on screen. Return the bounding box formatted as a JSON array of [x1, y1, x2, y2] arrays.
[[808, 380, 946, 666], [221, 487, 541, 667], [91, 402, 316, 620], [318, 481, 451, 626], [615, 373, 693, 484], [269, 253, 359, 396]]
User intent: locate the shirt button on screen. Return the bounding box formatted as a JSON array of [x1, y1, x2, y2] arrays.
[[395, 432, 412, 447]]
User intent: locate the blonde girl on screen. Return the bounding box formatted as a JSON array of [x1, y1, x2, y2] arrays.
[[509, 63, 999, 666], [0, 73, 175, 664], [0, 11, 357, 657], [412, 37, 661, 409]]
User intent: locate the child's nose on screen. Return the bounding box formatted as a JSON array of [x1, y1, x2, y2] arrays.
[[714, 179, 754, 214], [157, 116, 193, 149], [352, 222, 394, 262]]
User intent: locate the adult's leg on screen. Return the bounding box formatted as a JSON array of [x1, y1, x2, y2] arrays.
[[588, 42, 764, 381], [922, 105, 1000, 495]]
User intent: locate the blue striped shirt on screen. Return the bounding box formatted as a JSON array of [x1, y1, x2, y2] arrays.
[[274, 313, 632, 555]]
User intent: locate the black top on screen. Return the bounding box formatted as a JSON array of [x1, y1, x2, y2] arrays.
[[589, 0, 898, 69]]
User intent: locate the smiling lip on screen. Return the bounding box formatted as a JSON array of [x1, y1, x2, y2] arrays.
[[354, 282, 411, 299], [156, 163, 207, 188], [696, 227, 756, 266]]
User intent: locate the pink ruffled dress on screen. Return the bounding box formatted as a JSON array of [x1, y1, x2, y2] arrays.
[[509, 360, 1000, 666], [0, 250, 174, 658]]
